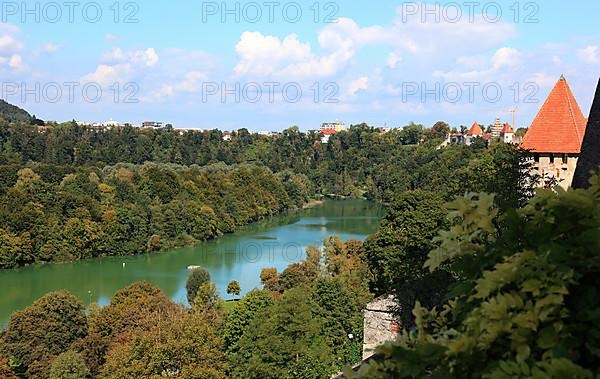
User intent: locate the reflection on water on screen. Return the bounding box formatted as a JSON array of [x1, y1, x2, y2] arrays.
[[0, 200, 384, 324]]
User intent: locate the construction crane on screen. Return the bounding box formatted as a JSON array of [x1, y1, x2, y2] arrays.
[[484, 107, 518, 129]]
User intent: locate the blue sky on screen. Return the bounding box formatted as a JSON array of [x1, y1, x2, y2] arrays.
[[1, 0, 599, 130]]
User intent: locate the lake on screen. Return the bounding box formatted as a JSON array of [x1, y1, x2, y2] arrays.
[[0, 200, 384, 324]]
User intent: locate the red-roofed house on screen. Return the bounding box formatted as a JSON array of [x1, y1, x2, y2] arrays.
[[521, 76, 588, 188], [501, 123, 519, 144], [467, 122, 484, 136], [320, 122, 346, 143], [463, 122, 484, 146]]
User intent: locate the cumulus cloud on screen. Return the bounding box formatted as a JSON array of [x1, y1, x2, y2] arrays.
[[492, 47, 521, 69], [0, 23, 27, 73], [83, 48, 159, 86], [578, 45, 599, 64], [0, 35, 22, 52], [433, 47, 521, 81], [102, 47, 159, 67], [387, 53, 401, 69], [348, 77, 369, 96], [233, 31, 354, 80], [233, 2, 518, 82], [41, 43, 62, 54]]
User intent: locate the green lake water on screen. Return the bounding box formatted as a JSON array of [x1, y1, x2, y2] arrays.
[[0, 200, 384, 324]]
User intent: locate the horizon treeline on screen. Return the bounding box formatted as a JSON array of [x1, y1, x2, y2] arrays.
[[1, 120, 528, 202]]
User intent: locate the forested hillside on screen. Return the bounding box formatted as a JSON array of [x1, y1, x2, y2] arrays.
[[0, 163, 309, 268], [0, 121, 529, 204], [0, 101, 32, 124]]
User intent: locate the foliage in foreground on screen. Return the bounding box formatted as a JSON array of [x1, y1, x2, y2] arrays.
[[0, 291, 87, 377], [351, 179, 600, 378]]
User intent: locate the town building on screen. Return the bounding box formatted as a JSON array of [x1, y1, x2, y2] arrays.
[[320, 122, 346, 143], [464, 122, 484, 146], [491, 118, 504, 139], [142, 121, 163, 128], [521, 76, 588, 189], [222, 131, 232, 141], [501, 122, 522, 145]]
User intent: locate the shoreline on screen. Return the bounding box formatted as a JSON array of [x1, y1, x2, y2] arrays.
[[302, 199, 325, 209], [1, 198, 334, 272]]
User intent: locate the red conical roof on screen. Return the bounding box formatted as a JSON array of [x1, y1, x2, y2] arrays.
[[467, 122, 484, 135], [501, 123, 513, 134], [521, 76, 588, 154]]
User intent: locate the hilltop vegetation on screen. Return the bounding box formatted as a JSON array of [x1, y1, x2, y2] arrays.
[[0, 120, 530, 204], [0, 100, 33, 124]]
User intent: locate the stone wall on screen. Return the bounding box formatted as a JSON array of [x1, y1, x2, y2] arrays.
[[530, 154, 579, 189], [362, 295, 400, 360]]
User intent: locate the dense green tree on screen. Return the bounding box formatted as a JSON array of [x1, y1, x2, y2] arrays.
[[0, 291, 87, 378], [260, 267, 280, 291], [192, 282, 224, 315], [364, 190, 448, 294], [363, 190, 451, 328], [312, 278, 364, 368], [223, 290, 275, 355], [0, 162, 301, 269], [49, 351, 90, 379], [101, 308, 226, 379], [399, 123, 424, 145], [186, 267, 211, 304], [424, 121, 450, 141], [279, 261, 319, 291], [231, 287, 334, 379], [227, 280, 241, 296]]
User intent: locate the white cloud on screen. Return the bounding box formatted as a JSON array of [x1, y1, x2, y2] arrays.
[[83, 64, 132, 86], [42, 43, 62, 54], [387, 53, 401, 69], [527, 73, 557, 88], [0, 35, 22, 52], [103, 47, 158, 67], [578, 45, 599, 64], [8, 54, 22, 69], [232, 3, 518, 82], [233, 31, 354, 80], [492, 47, 521, 69], [84, 48, 159, 86], [0, 23, 26, 73], [348, 77, 369, 96], [433, 47, 521, 82]]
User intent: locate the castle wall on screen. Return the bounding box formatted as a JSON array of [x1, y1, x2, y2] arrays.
[[531, 153, 579, 189]]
